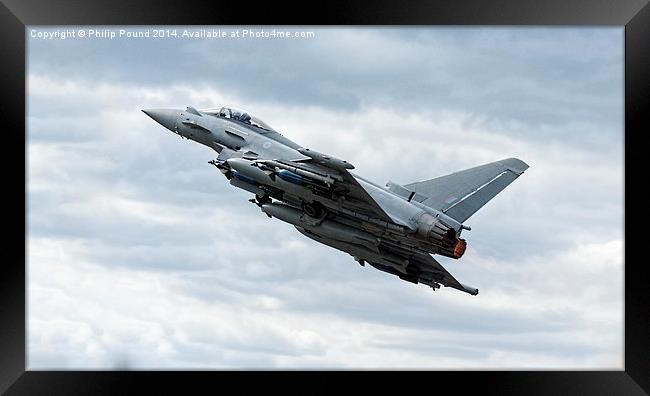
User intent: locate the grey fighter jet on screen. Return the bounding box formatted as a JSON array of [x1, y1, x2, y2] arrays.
[[143, 106, 529, 295]]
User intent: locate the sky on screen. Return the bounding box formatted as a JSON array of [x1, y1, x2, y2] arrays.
[[27, 26, 624, 369]]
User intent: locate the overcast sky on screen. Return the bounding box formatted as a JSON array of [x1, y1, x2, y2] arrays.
[[27, 26, 623, 369]]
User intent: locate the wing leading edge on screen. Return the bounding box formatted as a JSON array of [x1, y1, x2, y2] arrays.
[[295, 148, 394, 223]]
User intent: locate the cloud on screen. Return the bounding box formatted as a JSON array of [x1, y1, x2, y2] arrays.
[[27, 27, 623, 369], [28, 28, 623, 131], [30, 234, 621, 369]]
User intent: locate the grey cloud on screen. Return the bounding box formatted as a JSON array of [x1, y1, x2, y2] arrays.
[[27, 27, 623, 369], [29, 28, 622, 143]]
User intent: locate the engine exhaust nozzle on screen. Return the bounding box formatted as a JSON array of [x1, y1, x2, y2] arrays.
[[416, 212, 467, 259]]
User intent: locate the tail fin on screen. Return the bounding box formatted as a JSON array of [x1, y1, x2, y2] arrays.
[[401, 158, 529, 223]]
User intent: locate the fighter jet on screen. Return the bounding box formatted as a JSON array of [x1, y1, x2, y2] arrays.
[[143, 106, 529, 295]]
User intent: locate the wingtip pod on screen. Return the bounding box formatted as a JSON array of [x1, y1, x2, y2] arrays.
[[460, 283, 479, 296]]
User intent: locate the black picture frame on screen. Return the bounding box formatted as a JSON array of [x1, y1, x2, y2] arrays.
[[2, 0, 648, 394]]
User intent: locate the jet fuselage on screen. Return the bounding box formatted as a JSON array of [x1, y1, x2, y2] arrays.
[[144, 105, 529, 295]]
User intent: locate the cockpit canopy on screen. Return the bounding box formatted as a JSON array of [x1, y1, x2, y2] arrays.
[[200, 106, 275, 131]]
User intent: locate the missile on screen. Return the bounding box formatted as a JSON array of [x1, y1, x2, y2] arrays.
[[277, 169, 305, 185], [229, 176, 265, 196], [229, 157, 341, 188], [261, 203, 378, 246], [256, 159, 341, 184], [298, 148, 355, 170], [226, 158, 269, 184], [261, 202, 303, 224]]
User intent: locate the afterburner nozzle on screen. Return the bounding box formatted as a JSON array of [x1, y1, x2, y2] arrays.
[[453, 238, 467, 258]]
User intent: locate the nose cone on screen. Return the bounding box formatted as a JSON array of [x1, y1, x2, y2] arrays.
[[142, 108, 178, 132]]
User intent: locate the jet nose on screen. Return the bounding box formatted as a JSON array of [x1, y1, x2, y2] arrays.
[[142, 108, 179, 132]]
